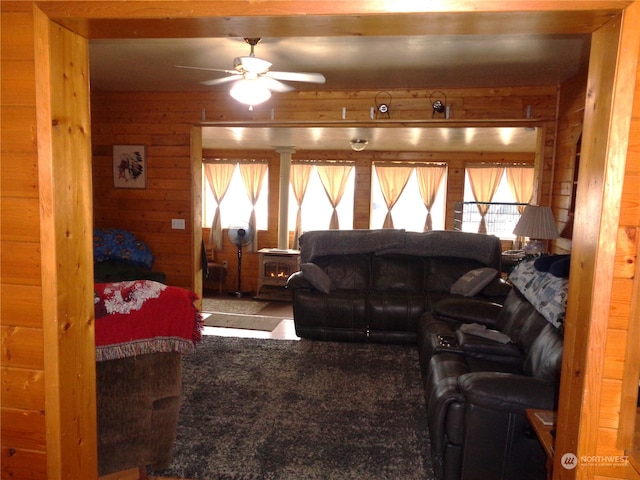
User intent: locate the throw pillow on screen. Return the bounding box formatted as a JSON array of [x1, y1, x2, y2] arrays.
[[300, 263, 336, 294], [549, 256, 571, 278], [450, 267, 499, 297], [534, 254, 570, 272]]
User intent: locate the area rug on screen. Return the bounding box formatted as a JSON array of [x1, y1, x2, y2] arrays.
[[201, 297, 269, 315], [202, 312, 283, 332], [149, 336, 434, 480]]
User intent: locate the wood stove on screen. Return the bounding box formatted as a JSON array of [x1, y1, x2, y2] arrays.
[[256, 248, 300, 300]]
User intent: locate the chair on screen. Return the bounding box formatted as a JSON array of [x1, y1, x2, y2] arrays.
[[203, 246, 227, 294]]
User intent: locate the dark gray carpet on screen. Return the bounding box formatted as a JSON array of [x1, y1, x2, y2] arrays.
[[150, 336, 434, 480]]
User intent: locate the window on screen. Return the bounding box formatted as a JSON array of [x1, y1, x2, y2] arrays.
[[370, 164, 447, 231], [287, 163, 354, 232], [202, 162, 269, 230], [462, 165, 533, 238]]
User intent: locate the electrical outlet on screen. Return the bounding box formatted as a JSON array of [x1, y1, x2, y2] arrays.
[[222, 260, 228, 269]]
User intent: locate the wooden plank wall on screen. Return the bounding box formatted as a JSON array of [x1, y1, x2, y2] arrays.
[[91, 87, 550, 293], [597, 7, 640, 476], [553, 71, 588, 255], [0, 4, 48, 478], [586, 6, 640, 475]]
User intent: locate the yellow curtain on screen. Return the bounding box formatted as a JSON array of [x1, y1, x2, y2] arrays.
[[239, 162, 268, 252], [467, 166, 504, 234], [204, 162, 235, 250], [317, 165, 353, 229], [290, 164, 313, 249], [506, 166, 534, 213], [416, 165, 446, 231], [375, 165, 413, 228]]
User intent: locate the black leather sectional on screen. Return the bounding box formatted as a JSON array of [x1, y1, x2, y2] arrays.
[[287, 229, 508, 343], [287, 229, 566, 480]]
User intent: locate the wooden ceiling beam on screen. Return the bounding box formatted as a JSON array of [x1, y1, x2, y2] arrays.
[[35, 1, 631, 39]]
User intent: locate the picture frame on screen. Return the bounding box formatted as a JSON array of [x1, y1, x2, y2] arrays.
[[113, 145, 146, 188]]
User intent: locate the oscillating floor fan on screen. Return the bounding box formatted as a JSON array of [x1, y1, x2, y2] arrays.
[[227, 222, 255, 297]]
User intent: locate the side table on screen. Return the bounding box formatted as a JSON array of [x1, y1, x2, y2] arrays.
[[526, 409, 557, 480]]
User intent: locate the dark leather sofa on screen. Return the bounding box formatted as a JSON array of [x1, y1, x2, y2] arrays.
[[287, 229, 567, 480], [418, 286, 564, 480], [287, 229, 508, 343]]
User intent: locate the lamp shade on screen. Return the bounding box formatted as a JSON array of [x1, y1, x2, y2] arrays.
[[513, 205, 559, 239], [230, 79, 272, 106]]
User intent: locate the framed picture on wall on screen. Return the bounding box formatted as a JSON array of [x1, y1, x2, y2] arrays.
[[113, 145, 146, 188]]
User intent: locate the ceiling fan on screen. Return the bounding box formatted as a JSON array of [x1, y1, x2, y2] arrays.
[[176, 38, 326, 107]]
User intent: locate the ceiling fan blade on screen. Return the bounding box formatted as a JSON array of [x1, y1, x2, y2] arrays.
[[201, 75, 242, 86], [175, 65, 237, 74], [258, 77, 295, 93], [267, 71, 326, 84]]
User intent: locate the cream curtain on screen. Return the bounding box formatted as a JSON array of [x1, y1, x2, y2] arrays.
[[416, 165, 446, 231], [506, 166, 534, 249], [317, 164, 353, 229], [375, 165, 413, 228], [204, 162, 235, 250], [467, 166, 504, 234], [239, 162, 268, 252], [290, 164, 312, 249], [506, 166, 534, 213]]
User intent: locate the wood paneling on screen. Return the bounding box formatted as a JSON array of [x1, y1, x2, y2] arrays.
[[37, 2, 633, 40], [35, 10, 99, 480], [553, 70, 588, 254], [1, 408, 46, 452], [0, 7, 47, 477]]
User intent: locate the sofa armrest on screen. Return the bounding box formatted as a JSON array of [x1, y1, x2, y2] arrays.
[[458, 371, 558, 413], [286, 271, 313, 289], [456, 371, 554, 480], [433, 297, 502, 329], [455, 331, 522, 358]]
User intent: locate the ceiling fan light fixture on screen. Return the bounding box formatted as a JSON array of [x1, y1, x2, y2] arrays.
[[230, 79, 272, 106], [350, 138, 368, 151]]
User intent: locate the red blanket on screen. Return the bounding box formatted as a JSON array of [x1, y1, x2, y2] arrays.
[[95, 280, 203, 361]]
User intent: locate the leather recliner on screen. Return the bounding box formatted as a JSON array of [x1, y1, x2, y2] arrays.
[[418, 288, 563, 480]]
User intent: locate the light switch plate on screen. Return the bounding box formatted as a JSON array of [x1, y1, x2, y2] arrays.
[[171, 218, 186, 230]]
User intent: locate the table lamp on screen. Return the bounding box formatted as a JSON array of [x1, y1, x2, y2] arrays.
[[512, 205, 559, 255]]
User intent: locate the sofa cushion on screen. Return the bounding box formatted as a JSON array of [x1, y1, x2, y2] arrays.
[[371, 254, 425, 292], [300, 263, 336, 294], [314, 254, 370, 291], [479, 277, 512, 301], [450, 267, 499, 297], [424, 257, 489, 293]]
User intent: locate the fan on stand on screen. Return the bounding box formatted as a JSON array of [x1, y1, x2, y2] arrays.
[[227, 222, 255, 297]]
